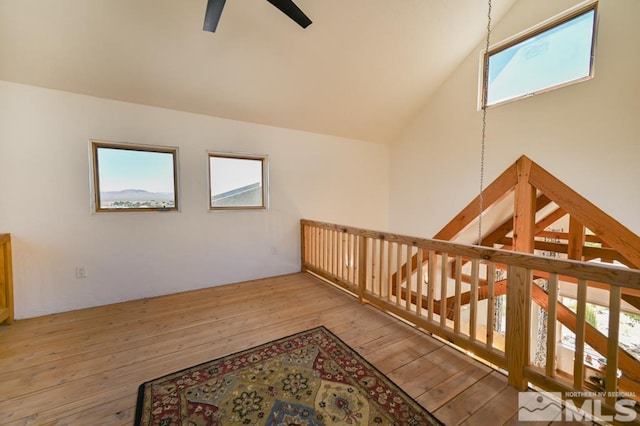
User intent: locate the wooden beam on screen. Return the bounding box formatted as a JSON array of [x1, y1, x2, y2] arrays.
[[534, 207, 567, 235], [434, 161, 518, 241], [529, 161, 640, 268], [567, 216, 585, 261], [513, 156, 536, 254], [622, 293, 640, 311], [433, 280, 508, 320], [536, 231, 604, 245]]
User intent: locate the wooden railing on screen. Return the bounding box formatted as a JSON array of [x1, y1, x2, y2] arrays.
[[301, 219, 640, 414], [0, 234, 14, 325]]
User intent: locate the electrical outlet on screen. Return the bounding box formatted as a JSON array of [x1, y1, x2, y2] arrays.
[[271, 247, 277, 255], [75, 266, 87, 279]]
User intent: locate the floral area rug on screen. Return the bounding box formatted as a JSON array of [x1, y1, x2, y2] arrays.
[[135, 326, 443, 425]]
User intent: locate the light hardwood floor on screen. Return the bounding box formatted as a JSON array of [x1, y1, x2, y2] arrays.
[[0, 273, 594, 425]]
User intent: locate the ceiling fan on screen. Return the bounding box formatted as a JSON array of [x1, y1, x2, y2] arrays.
[[203, 0, 312, 33]]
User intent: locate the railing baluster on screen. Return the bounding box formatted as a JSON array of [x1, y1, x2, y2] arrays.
[[321, 227, 325, 269], [307, 226, 313, 266], [331, 230, 337, 276], [308, 226, 313, 266], [470, 259, 479, 341], [440, 252, 448, 327], [301, 225, 307, 266], [432, 254, 449, 327], [329, 230, 332, 275], [332, 230, 337, 277], [370, 239, 375, 293], [371, 238, 378, 295], [337, 230, 343, 279], [379, 239, 386, 299], [405, 245, 412, 311], [317, 227, 322, 269], [353, 234, 358, 284], [426, 250, 434, 321], [301, 225, 308, 266], [0, 234, 14, 325], [357, 235, 367, 302], [318, 226, 322, 268], [387, 242, 394, 302], [396, 243, 402, 306], [340, 232, 349, 281], [325, 228, 330, 272], [545, 273, 559, 378], [416, 248, 424, 317], [506, 265, 531, 391], [336, 231, 344, 278], [454, 255, 462, 334], [573, 279, 587, 390], [486, 262, 496, 349], [605, 285, 621, 406]]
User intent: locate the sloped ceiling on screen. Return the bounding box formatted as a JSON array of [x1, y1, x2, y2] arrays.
[[0, 0, 517, 143]]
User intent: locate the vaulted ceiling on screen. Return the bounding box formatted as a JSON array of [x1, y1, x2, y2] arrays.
[[0, 0, 518, 143]]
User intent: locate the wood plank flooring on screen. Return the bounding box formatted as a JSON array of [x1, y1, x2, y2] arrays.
[[0, 273, 594, 425]]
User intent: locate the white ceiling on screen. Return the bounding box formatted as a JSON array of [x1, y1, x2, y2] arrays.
[[0, 0, 518, 143]]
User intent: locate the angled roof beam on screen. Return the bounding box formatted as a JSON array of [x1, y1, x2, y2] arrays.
[[434, 161, 518, 241], [529, 161, 640, 268], [534, 207, 567, 234]]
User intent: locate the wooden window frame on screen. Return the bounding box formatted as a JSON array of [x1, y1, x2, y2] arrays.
[[481, 1, 598, 108], [91, 140, 180, 213], [208, 152, 269, 211]]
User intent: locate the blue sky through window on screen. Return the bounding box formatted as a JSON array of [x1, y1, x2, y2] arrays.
[[486, 9, 595, 106], [97, 147, 175, 193]]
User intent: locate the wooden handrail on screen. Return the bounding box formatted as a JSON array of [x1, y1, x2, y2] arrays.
[[0, 233, 14, 325], [301, 219, 640, 289], [300, 219, 640, 416]]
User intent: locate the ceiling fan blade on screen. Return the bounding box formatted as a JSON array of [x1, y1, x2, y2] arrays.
[[266, 0, 312, 29], [203, 0, 227, 32]]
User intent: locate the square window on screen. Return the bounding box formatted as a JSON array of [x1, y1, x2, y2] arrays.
[[91, 141, 179, 212], [209, 152, 268, 210]]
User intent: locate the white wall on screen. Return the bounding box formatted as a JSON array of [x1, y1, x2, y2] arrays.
[[0, 81, 389, 319], [389, 0, 640, 239]]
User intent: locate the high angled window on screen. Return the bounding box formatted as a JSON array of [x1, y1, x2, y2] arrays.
[[482, 2, 597, 107], [208, 152, 268, 210], [91, 141, 179, 212]]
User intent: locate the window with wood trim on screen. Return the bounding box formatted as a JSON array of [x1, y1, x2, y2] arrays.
[[91, 141, 179, 212], [208, 152, 268, 210], [482, 2, 597, 107]]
